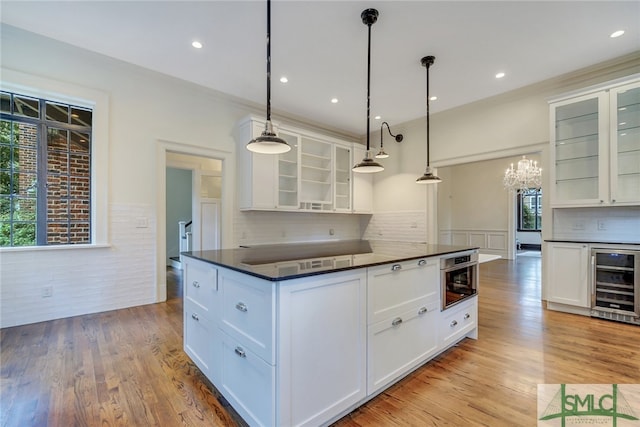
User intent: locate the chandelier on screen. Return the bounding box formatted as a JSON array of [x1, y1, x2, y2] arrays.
[[503, 156, 542, 191]]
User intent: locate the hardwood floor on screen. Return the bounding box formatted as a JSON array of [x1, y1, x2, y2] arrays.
[[2, 258, 639, 426]]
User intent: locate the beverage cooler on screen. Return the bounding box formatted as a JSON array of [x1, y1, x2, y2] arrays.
[[591, 249, 640, 325]]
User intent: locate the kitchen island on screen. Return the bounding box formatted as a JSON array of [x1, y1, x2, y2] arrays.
[[181, 240, 479, 427]]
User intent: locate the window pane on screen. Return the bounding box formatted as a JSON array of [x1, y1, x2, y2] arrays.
[[47, 174, 69, 198], [45, 101, 69, 123], [70, 131, 90, 153], [15, 147, 37, 173], [0, 222, 9, 246], [14, 197, 36, 221], [0, 92, 10, 113], [14, 172, 37, 197], [47, 222, 69, 244], [48, 128, 68, 151], [13, 222, 36, 246], [14, 95, 39, 118], [71, 107, 92, 126], [70, 177, 90, 200], [15, 122, 38, 149], [70, 153, 90, 177], [48, 149, 69, 175], [70, 199, 90, 221], [70, 222, 90, 244], [0, 171, 9, 195], [47, 198, 68, 222]]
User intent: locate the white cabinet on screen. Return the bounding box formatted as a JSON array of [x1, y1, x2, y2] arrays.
[[545, 242, 590, 311], [182, 257, 220, 381], [351, 144, 373, 213], [277, 271, 367, 427], [549, 77, 640, 207], [366, 258, 440, 394], [236, 116, 371, 213], [439, 297, 477, 349]]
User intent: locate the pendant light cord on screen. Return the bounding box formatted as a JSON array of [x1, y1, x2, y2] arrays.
[[266, 0, 272, 122], [366, 20, 372, 151], [425, 61, 430, 167]]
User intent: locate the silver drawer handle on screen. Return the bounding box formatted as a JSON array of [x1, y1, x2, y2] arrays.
[[418, 259, 426, 266], [450, 320, 458, 327], [464, 313, 471, 320], [391, 317, 403, 327], [235, 302, 248, 312], [192, 281, 200, 288], [191, 313, 199, 321], [234, 347, 246, 358], [391, 264, 402, 271], [418, 306, 428, 315]]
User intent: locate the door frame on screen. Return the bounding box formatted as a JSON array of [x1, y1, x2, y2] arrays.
[[155, 139, 233, 302]]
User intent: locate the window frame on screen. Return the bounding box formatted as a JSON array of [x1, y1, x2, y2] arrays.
[[0, 68, 109, 250], [517, 187, 542, 232]]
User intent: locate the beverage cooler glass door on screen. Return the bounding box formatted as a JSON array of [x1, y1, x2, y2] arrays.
[[592, 250, 640, 317]]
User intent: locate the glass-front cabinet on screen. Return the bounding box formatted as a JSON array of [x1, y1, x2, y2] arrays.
[[299, 137, 333, 211], [277, 131, 299, 209], [610, 83, 640, 204], [334, 144, 351, 212], [549, 77, 640, 207]]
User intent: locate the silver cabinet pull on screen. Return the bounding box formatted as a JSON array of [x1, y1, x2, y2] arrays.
[[464, 313, 471, 320], [418, 259, 426, 266], [234, 347, 246, 358], [192, 281, 200, 288], [418, 307, 428, 315], [391, 264, 402, 271], [391, 317, 403, 327], [191, 313, 199, 321], [450, 320, 458, 327], [235, 302, 248, 312]]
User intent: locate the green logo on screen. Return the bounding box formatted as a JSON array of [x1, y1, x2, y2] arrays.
[[539, 384, 639, 426]]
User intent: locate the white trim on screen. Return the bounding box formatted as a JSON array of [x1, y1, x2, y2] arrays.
[[155, 139, 234, 302], [432, 142, 547, 168], [0, 68, 110, 246]]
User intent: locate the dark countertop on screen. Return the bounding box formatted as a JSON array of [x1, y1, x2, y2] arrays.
[[545, 239, 640, 246], [182, 240, 479, 281]]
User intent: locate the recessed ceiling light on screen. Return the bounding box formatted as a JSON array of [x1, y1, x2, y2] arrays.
[[610, 30, 625, 38], [430, 96, 438, 101], [280, 76, 288, 83], [331, 98, 339, 104], [374, 115, 381, 120], [495, 72, 505, 79], [192, 41, 203, 49]]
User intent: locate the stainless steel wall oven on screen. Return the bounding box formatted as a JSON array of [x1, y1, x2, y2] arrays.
[[591, 248, 640, 325], [441, 250, 479, 310]]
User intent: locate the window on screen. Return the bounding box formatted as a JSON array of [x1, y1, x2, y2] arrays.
[[518, 188, 542, 231], [0, 91, 92, 247]]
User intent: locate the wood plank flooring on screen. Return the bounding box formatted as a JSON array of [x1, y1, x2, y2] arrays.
[[2, 256, 639, 426]]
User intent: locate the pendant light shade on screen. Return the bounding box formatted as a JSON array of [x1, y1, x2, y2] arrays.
[[416, 55, 441, 184], [353, 8, 384, 174], [376, 121, 403, 159], [247, 0, 291, 154]]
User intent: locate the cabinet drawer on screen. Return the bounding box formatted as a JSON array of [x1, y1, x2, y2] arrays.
[[220, 269, 275, 364], [183, 299, 219, 379], [440, 297, 477, 348], [220, 331, 275, 427], [367, 301, 439, 395], [183, 258, 218, 314], [368, 258, 439, 324]]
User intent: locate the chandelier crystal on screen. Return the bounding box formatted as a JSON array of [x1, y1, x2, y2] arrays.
[[503, 156, 542, 191]]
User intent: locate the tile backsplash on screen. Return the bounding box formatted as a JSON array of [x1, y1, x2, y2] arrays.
[[552, 206, 640, 243]]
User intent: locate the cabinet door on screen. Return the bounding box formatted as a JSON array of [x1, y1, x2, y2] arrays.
[[184, 299, 219, 380], [277, 131, 300, 209], [299, 136, 333, 211], [550, 92, 608, 207], [237, 119, 278, 210], [352, 144, 373, 213], [439, 297, 477, 349], [368, 301, 439, 395], [277, 271, 367, 427], [545, 242, 590, 308], [610, 82, 640, 205], [334, 144, 352, 212]]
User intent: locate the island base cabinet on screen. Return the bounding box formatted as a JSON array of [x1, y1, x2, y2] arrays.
[[440, 297, 478, 349], [367, 301, 439, 395], [220, 331, 275, 427], [183, 300, 218, 381], [277, 271, 367, 427]]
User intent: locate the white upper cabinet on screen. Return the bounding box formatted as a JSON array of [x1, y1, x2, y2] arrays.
[[351, 144, 373, 214], [236, 116, 370, 213], [549, 76, 640, 207]]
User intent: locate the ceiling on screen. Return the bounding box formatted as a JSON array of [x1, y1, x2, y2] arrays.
[[1, 1, 639, 136]]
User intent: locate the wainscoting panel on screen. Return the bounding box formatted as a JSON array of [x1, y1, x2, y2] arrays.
[[439, 229, 508, 259]]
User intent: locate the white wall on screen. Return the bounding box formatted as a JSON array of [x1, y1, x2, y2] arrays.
[[0, 25, 359, 327]]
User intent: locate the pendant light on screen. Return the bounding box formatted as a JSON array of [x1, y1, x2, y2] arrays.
[[375, 121, 403, 159], [246, 0, 291, 154], [353, 8, 384, 174], [416, 56, 442, 184]]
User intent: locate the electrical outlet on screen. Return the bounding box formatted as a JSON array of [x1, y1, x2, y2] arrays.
[[42, 286, 53, 298], [329, 228, 335, 236], [572, 221, 585, 231], [135, 217, 148, 228], [597, 220, 607, 231]]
